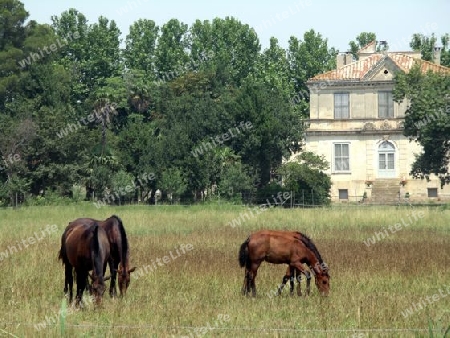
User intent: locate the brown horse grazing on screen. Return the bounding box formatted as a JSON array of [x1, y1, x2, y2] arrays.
[[58, 222, 110, 306], [238, 230, 330, 297], [69, 215, 136, 297]]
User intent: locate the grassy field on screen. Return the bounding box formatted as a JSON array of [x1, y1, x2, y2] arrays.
[[0, 203, 449, 337]]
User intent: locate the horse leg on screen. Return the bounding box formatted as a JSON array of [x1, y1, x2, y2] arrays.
[[249, 263, 260, 297], [109, 258, 118, 298], [305, 270, 311, 296], [86, 276, 92, 295], [241, 269, 248, 296], [289, 267, 296, 296], [296, 268, 302, 296], [277, 274, 290, 296], [75, 270, 87, 308], [289, 262, 309, 297], [64, 264, 74, 304]]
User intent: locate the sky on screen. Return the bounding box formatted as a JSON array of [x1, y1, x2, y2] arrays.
[[20, 0, 450, 52]]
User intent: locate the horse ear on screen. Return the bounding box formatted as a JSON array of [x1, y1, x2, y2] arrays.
[[128, 267, 137, 273]]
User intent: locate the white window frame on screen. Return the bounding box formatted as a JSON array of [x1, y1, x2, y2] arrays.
[[334, 92, 350, 119], [378, 91, 394, 118], [333, 142, 351, 173]]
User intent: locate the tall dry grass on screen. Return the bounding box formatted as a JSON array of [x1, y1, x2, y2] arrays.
[[0, 204, 449, 337]]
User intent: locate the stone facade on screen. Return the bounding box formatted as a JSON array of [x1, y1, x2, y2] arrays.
[[293, 42, 450, 203]]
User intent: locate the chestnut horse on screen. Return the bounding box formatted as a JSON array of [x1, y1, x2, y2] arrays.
[[69, 215, 135, 297], [58, 222, 110, 306], [238, 230, 329, 297]]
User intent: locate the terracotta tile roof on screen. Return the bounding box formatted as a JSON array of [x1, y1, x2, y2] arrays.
[[309, 53, 450, 82], [311, 53, 384, 81], [389, 53, 450, 74]]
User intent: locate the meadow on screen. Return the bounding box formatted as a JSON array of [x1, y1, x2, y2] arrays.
[[0, 203, 449, 337]]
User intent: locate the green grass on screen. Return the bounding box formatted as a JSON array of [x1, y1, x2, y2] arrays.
[[0, 204, 449, 337]]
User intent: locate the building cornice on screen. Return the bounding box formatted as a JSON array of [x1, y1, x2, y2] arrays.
[[305, 129, 403, 136], [305, 118, 405, 135], [306, 117, 405, 123], [306, 80, 394, 88]]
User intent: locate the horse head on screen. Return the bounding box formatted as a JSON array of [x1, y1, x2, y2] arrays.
[[89, 272, 110, 305], [312, 262, 330, 296], [117, 265, 136, 296]]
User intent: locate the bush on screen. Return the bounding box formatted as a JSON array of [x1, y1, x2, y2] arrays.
[[278, 152, 331, 206], [24, 190, 74, 206], [71, 184, 85, 202], [217, 163, 254, 204], [255, 181, 291, 206]]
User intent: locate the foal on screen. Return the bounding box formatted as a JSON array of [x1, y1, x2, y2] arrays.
[[238, 230, 329, 297]]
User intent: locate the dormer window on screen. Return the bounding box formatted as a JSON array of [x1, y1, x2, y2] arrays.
[[334, 93, 349, 119], [378, 91, 394, 118]]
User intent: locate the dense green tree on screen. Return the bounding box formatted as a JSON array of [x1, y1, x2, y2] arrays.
[[410, 33, 450, 67], [51, 9, 90, 102], [0, 0, 29, 109], [124, 19, 159, 76], [235, 82, 303, 186], [252, 37, 293, 99], [160, 167, 188, 203], [0, 0, 28, 49], [188, 17, 260, 86], [441, 34, 450, 67], [410, 33, 438, 62], [86, 17, 122, 83], [2, 0, 343, 206], [394, 65, 450, 186], [288, 29, 337, 117], [155, 19, 189, 81], [217, 162, 254, 203]]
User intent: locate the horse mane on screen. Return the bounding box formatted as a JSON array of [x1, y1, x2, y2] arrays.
[[111, 215, 129, 265], [297, 232, 324, 264]]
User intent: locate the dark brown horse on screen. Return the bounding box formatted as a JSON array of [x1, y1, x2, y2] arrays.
[[58, 222, 110, 306], [238, 230, 330, 297], [69, 215, 135, 297]]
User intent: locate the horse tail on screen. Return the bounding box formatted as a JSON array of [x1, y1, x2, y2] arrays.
[[92, 222, 100, 257], [58, 228, 68, 264], [113, 215, 128, 266], [238, 237, 250, 268], [90, 222, 104, 280]]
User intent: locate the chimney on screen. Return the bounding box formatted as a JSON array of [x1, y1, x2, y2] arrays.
[[433, 47, 441, 65], [344, 52, 353, 65], [336, 54, 345, 68], [337, 53, 353, 69]]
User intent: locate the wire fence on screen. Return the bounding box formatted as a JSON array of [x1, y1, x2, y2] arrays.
[[0, 322, 443, 335], [5, 189, 330, 208], [4, 189, 449, 209]]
